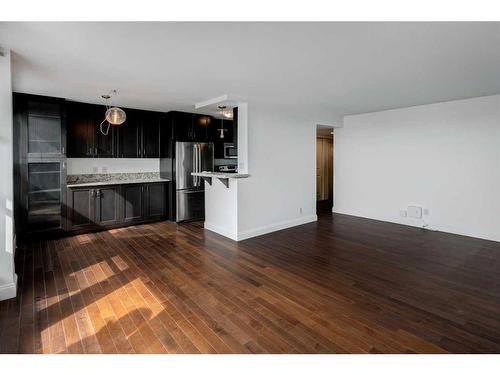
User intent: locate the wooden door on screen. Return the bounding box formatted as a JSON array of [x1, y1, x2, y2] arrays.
[[316, 137, 333, 201]]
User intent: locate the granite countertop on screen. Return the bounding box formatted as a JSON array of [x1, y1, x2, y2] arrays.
[[191, 172, 250, 179], [67, 172, 170, 188]]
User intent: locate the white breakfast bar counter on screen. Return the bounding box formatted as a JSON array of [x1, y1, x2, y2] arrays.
[[191, 171, 250, 240]]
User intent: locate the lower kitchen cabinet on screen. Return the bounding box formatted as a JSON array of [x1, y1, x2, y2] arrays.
[[123, 184, 144, 222], [95, 186, 121, 226], [67, 187, 96, 231], [67, 182, 169, 233], [145, 183, 167, 220]]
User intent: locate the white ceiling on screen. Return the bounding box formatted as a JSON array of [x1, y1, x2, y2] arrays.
[[1, 22, 499, 122]]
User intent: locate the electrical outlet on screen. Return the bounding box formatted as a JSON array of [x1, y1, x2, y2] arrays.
[[423, 208, 429, 216], [400, 210, 407, 218], [299, 207, 303, 214]]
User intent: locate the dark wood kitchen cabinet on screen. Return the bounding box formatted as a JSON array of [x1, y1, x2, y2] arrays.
[[122, 184, 145, 222], [141, 112, 160, 158], [117, 110, 141, 158], [66, 101, 115, 157], [67, 187, 95, 231], [116, 109, 160, 158], [68, 185, 121, 230], [144, 183, 167, 220], [13, 93, 67, 236], [94, 186, 121, 226], [66, 101, 93, 157], [171, 112, 212, 142], [67, 182, 169, 233], [122, 182, 168, 222]]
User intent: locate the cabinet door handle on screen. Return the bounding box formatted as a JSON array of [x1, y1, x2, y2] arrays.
[[94, 147, 98, 155], [90, 189, 94, 197], [62, 146, 65, 155], [96, 189, 101, 197]]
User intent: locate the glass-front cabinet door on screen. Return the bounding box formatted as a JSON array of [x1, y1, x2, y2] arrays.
[[26, 161, 65, 231], [26, 99, 65, 158]]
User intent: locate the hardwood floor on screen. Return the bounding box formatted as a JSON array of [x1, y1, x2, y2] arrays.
[[1, 206, 500, 353]]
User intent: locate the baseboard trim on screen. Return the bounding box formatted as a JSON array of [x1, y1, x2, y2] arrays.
[[332, 208, 500, 243], [204, 222, 238, 241], [0, 274, 17, 301], [237, 215, 318, 241]]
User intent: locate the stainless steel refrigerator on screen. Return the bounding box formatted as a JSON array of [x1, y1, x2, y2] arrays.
[[175, 141, 214, 222]]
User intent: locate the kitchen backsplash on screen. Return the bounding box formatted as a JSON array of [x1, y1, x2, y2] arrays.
[[67, 158, 160, 175]]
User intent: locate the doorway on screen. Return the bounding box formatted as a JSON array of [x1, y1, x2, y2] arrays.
[[316, 125, 334, 214]]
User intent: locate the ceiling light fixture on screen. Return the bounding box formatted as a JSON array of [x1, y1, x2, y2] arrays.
[[100, 90, 126, 135], [222, 109, 233, 119]]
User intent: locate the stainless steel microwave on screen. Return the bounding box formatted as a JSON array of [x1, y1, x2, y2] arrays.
[[224, 143, 238, 159]]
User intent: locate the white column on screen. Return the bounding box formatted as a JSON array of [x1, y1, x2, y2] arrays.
[[0, 47, 17, 301]]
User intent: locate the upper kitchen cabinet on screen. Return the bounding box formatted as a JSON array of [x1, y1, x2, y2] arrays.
[[116, 109, 161, 158], [193, 114, 211, 141], [171, 111, 193, 141], [66, 101, 93, 157], [67, 102, 161, 158], [66, 101, 115, 158], [15, 94, 66, 159], [117, 109, 141, 157], [171, 111, 211, 142], [141, 111, 160, 158]]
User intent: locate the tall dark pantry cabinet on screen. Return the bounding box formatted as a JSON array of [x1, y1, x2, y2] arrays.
[[13, 94, 67, 235]]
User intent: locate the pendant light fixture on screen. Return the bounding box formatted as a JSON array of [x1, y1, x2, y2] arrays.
[[100, 90, 126, 135], [217, 105, 232, 139]]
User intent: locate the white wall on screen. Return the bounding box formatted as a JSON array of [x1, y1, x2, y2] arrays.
[[67, 158, 159, 175], [0, 48, 17, 300], [204, 180, 239, 241], [334, 95, 500, 242], [236, 106, 317, 239]]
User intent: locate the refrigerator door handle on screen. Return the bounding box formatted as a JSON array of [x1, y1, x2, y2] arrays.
[[197, 144, 202, 186], [193, 144, 197, 186]]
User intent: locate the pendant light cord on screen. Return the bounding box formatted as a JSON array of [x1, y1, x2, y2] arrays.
[[100, 90, 113, 136], [100, 118, 111, 136]]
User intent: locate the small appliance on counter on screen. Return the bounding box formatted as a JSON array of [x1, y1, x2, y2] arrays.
[[216, 165, 238, 173]]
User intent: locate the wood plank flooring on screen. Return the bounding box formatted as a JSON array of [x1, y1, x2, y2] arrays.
[[1, 204, 500, 353]]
